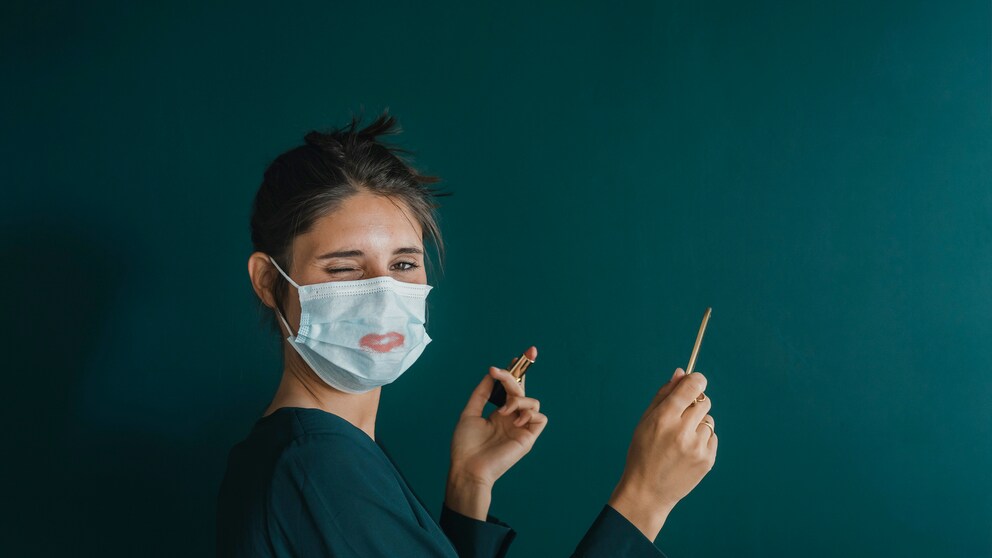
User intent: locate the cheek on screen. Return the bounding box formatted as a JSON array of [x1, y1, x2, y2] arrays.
[[277, 288, 303, 324], [287, 297, 302, 318]]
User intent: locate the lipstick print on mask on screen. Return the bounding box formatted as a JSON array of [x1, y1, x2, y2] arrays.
[[359, 332, 406, 353]]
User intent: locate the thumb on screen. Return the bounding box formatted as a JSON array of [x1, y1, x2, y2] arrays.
[[461, 371, 496, 418]]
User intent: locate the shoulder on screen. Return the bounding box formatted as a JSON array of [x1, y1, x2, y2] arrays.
[[265, 408, 398, 499], [268, 407, 383, 467]]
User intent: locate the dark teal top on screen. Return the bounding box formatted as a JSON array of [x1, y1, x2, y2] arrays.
[[217, 407, 666, 557]]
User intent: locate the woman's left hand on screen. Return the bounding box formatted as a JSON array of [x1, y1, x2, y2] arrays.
[[447, 348, 548, 496]]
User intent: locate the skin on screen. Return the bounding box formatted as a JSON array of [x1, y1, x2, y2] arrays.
[[246, 189, 717, 538]]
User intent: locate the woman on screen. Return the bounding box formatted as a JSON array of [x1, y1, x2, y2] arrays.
[[216, 113, 718, 557]]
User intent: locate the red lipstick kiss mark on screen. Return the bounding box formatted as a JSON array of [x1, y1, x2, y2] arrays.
[[359, 332, 405, 353]]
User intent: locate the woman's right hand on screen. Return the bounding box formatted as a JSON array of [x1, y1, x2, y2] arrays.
[[607, 368, 718, 541]]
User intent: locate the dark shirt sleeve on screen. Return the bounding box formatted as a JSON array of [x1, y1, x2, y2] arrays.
[[570, 505, 668, 558], [439, 504, 516, 558], [438, 501, 667, 558]]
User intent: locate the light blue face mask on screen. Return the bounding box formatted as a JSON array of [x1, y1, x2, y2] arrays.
[[268, 256, 433, 394]]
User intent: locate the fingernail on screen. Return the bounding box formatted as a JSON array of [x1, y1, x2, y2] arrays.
[[498, 406, 508, 414], [678, 368, 686, 376]]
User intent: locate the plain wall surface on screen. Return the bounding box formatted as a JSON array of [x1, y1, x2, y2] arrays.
[[2, 1, 990, 556]]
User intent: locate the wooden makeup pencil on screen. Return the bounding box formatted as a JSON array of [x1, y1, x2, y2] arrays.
[[686, 307, 712, 375], [687, 307, 711, 406]]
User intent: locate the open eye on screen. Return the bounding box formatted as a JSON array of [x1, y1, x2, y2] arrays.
[[392, 261, 420, 271]]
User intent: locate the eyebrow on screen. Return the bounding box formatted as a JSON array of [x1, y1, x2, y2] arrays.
[[316, 247, 424, 260]]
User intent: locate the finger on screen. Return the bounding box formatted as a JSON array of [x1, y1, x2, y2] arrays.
[[524, 412, 548, 438], [648, 368, 689, 411], [660, 372, 708, 415], [681, 391, 712, 428], [490, 366, 526, 398], [688, 376, 709, 408], [695, 414, 716, 441], [514, 410, 535, 427], [498, 395, 540, 416], [461, 373, 496, 418], [683, 391, 714, 418]]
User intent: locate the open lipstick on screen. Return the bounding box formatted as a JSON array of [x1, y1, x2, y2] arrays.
[[488, 347, 536, 407]]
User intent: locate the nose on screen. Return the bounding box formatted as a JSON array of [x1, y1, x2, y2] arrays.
[[365, 262, 391, 279]]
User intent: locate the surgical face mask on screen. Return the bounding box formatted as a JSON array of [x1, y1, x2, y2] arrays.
[[268, 256, 433, 394]]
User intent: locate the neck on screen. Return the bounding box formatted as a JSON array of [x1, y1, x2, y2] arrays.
[[264, 351, 382, 441]]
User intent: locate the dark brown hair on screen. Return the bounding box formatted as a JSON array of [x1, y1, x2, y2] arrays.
[[249, 111, 447, 334]]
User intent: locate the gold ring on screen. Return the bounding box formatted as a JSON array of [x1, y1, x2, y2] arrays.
[[700, 420, 715, 435], [689, 392, 706, 407]]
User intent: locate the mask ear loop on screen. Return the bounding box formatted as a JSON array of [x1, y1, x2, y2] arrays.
[[268, 256, 301, 338]]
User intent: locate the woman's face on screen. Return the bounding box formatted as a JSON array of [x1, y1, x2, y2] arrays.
[[261, 191, 427, 332]]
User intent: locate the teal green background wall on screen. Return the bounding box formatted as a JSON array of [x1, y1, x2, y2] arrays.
[[3, 1, 990, 556]]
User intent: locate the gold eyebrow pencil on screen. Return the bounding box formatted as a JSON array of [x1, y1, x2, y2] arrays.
[[686, 307, 712, 375], [687, 307, 711, 406]]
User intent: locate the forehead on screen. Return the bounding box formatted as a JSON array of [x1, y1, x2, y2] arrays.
[[294, 192, 424, 256]]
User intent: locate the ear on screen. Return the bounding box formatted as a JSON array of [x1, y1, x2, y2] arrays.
[[248, 251, 278, 309]]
